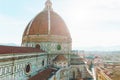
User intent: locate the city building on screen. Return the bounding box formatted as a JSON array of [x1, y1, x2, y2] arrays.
[[96, 60, 120, 80], [0, 0, 93, 80]]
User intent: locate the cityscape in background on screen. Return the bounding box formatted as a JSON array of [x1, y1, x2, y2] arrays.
[[0, 0, 120, 80]]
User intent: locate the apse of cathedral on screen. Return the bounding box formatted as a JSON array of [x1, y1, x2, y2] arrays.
[[0, 0, 93, 80]]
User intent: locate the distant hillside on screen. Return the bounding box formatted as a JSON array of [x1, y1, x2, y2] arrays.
[[73, 45, 120, 51], [0, 43, 18, 46]]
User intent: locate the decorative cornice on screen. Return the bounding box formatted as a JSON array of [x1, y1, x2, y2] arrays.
[[0, 53, 46, 62], [22, 35, 72, 43]]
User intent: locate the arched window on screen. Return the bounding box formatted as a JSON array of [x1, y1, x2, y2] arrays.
[[35, 44, 40, 49], [42, 60, 44, 66], [25, 64, 31, 73]]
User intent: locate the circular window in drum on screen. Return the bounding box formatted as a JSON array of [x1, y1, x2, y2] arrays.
[[57, 45, 61, 50], [35, 44, 40, 49], [25, 64, 31, 73]]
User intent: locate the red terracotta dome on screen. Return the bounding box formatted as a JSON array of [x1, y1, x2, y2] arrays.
[[53, 55, 67, 62], [23, 10, 71, 37], [22, 0, 72, 44]]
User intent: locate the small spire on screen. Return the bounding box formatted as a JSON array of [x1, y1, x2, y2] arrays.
[[44, 0, 53, 10]]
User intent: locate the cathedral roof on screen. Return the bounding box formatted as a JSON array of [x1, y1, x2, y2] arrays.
[[0, 45, 44, 54], [23, 0, 71, 37], [53, 55, 67, 62], [29, 68, 57, 80]]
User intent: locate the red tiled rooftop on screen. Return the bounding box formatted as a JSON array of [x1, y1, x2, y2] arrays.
[[53, 54, 67, 62], [0, 45, 44, 54], [29, 68, 57, 80]]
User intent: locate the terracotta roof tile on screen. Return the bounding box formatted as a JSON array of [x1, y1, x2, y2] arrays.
[[0, 45, 44, 54], [29, 68, 57, 80], [53, 55, 67, 62]]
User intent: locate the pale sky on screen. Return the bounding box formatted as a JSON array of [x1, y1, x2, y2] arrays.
[[0, 0, 120, 50]]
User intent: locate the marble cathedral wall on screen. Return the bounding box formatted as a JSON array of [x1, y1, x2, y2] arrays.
[[0, 52, 47, 80]]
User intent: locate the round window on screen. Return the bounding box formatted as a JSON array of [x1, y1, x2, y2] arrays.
[[35, 44, 40, 49], [57, 45, 61, 50], [25, 64, 31, 73]]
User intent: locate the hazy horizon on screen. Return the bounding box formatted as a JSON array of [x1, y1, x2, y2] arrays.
[[1, 43, 120, 51]]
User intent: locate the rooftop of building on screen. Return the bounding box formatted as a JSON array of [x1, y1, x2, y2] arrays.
[[0, 45, 44, 54], [28, 68, 57, 80], [97, 64, 120, 80], [53, 54, 67, 62]]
